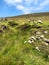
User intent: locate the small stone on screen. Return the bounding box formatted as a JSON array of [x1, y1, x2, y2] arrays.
[[40, 35, 44, 39], [38, 20, 43, 24], [31, 36, 36, 41], [28, 39, 34, 44], [36, 31, 41, 35], [44, 38, 49, 43], [28, 40, 32, 44], [36, 46, 40, 51], [44, 31, 48, 34], [36, 36, 42, 41], [48, 55, 49, 58], [28, 19, 31, 22], [45, 42, 48, 46], [24, 41, 27, 43]]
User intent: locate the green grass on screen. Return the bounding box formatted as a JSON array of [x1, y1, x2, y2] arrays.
[[0, 12, 49, 65]]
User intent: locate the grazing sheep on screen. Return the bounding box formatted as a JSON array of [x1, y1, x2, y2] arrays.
[[38, 20, 43, 24], [35, 46, 40, 51]]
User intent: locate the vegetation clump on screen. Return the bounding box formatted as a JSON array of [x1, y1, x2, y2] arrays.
[[8, 21, 18, 27]]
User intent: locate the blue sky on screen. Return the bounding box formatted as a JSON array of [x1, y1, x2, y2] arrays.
[[0, 0, 49, 17]]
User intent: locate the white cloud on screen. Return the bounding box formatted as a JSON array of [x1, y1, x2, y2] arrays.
[[16, 5, 24, 10], [4, 0, 23, 4], [40, 0, 49, 6], [4, 0, 49, 14], [16, 4, 31, 14]]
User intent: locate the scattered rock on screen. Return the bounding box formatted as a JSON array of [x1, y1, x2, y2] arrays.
[[28, 39, 34, 44], [40, 35, 44, 39], [31, 36, 36, 41], [38, 20, 43, 24], [44, 31, 48, 34], [28, 19, 31, 22], [42, 41, 48, 46], [28, 40, 32, 44], [35, 31, 41, 35], [24, 41, 27, 43], [45, 42, 48, 46], [1, 25, 8, 30], [44, 38, 49, 44], [48, 55, 49, 58], [35, 46, 40, 51], [36, 35, 42, 41]]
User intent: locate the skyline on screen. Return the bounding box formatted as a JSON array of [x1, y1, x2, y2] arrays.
[[0, 0, 49, 17]]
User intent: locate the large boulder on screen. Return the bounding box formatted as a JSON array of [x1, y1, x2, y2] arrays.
[[1, 25, 8, 30]]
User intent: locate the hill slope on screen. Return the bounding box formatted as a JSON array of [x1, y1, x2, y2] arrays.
[[0, 12, 49, 65]]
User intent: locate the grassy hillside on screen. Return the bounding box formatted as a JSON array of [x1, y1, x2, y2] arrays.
[[0, 12, 49, 65]]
